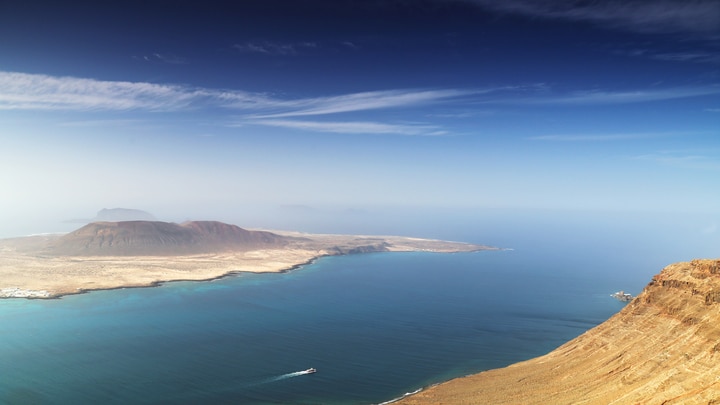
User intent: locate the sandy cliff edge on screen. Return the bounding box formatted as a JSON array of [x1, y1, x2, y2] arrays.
[[396, 259, 720, 405]]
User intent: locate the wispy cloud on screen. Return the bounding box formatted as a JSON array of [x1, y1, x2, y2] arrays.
[[651, 51, 720, 64], [0, 70, 477, 135], [132, 53, 188, 64], [241, 89, 480, 118], [514, 86, 720, 105], [634, 150, 720, 170], [57, 119, 145, 127], [427, 110, 496, 118], [232, 41, 318, 56], [11, 70, 709, 116], [0, 70, 483, 117], [621, 48, 720, 65], [341, 41, 359, 49], [705, 108, 720, 112], [528, 132, 706, 142], [152, 53, 188, 64], [0, 71, 205, 111], [246, 119, 446, 136], [4, 70, 716, 138], [465, 0, 720, 37], [528, 134, 661, 141]]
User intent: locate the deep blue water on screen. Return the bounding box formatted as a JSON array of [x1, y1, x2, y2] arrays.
[[0, 243, 639, 405]]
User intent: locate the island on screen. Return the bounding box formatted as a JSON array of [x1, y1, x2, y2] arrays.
[[0, 220, 495, 299]]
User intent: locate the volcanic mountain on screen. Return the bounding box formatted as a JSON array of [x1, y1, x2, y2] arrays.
[[48, 220, 289, 256], [398, 259, 720, 404]]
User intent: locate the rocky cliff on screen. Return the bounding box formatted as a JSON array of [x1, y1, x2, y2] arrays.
[[398, 259, 720, 405]]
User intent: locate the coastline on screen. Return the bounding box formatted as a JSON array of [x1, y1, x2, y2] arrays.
[[24, 255, 326, 301], [393, 259, 720, 404], [0, 231, 494, 299], [0, 250, 329, 300]]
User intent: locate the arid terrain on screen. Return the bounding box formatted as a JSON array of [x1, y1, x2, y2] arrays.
[[398, 259, 720, 405], [0, 220, 493, 298]]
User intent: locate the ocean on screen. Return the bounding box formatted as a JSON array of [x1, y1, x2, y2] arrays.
[[1, 213, 717, 404]]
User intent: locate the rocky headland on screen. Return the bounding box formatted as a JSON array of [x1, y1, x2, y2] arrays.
[[0, 220, 493, 299], [397, 259, 720, 405]]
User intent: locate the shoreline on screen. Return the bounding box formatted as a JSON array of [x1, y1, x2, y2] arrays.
[[0, 231, 495, 300], [393, 259, 720, 404], [66, 254, 329, 299], [0, 252, 331, 300]]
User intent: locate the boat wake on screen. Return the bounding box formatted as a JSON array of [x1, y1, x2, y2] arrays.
[[263, 370, 312, 383], [244, 369, 316, 388]]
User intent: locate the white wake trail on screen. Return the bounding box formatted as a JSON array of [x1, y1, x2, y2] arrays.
[[244, 369, 314, 388], [264, 370, 310, 383]]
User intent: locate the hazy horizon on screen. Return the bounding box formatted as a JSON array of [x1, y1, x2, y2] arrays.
[[2, 0, 719, 254]]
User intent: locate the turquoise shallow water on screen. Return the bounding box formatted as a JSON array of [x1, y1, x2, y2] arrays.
[[0, 247, 634, 405]]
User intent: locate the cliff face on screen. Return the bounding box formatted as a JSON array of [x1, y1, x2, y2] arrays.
[[399, 259, 720, 405]]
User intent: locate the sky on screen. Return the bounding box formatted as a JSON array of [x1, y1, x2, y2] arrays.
[[1, 0, 719, 238]]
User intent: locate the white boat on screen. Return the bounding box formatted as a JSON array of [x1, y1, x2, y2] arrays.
[[305, 368, 317, 374]]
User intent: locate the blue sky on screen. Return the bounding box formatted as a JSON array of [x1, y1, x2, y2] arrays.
[[1, 0, 719, 236]]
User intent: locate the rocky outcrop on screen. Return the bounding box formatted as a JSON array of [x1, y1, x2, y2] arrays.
[[398, 259, 720, 405], [47, 220, 289, 256]]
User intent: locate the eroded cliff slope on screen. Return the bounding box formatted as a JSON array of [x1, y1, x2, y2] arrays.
[[399, 259, 720, 405]]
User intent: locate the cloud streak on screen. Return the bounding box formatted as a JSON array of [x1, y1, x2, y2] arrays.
[[57, 119, 145, 127], [148, 53, 188, 64], [241, 89, 480, 118], [529, 134, 649, 142], [513, 86, 720, 105], [0, 71, 204, 111], [528, 132, 712, 142], [465, 0, 720, 37], [247, 119, 446, 135], [634, 152, 720, 170], [621, 48, 720, 65], [0, 70, 483, 115], [3, 70, 717, 137], [0, 70, 478, 135], [3, 71, 718, 115], [651, 51, 720, 64], [233, 41, 318, 56]]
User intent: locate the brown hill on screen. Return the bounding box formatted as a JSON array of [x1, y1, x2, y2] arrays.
[[398, 259, 720, 405], [48, 220, 288, 256]]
